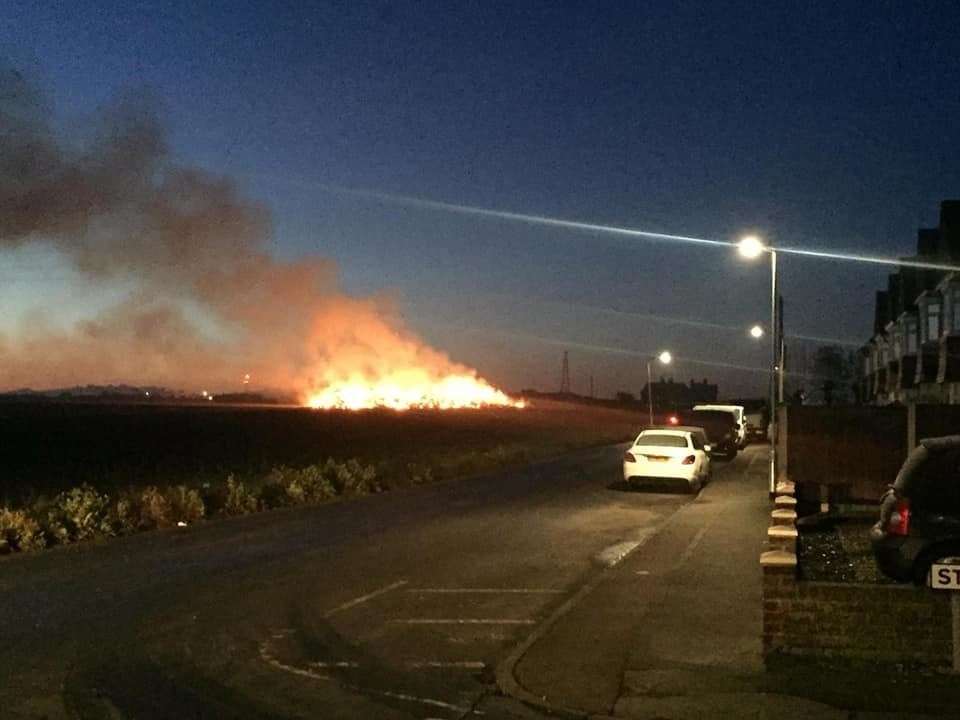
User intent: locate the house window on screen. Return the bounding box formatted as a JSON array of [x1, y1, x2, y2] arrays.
[[927, 302, 941, 342], [952, 287, 960, 333], [905, 319, 918, 353]]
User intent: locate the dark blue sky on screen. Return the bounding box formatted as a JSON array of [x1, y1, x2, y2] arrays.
[[3, 1, 959, 396]]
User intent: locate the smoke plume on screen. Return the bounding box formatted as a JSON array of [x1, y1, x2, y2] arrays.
[[0, 66, 485, 400]]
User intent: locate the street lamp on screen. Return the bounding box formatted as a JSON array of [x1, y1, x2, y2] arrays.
[[749, 324, 764, 339], [738, 235, 779, 494], [647, 350, 672, 426]]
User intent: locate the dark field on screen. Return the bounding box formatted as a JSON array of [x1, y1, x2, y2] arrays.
[[1, 398, 646, 503]]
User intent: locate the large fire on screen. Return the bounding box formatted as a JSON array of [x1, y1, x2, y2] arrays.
[[304, 372, 524, 411]]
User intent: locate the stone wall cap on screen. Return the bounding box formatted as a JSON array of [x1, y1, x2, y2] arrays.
[[761, 550, 797, 567], [771, 509, 798, 521], [775, 481, 796, 494], [774, 495, 797, 506], [768, 525, 799, 538]]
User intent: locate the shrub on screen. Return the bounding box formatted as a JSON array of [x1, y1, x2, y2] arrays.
[[138, 486, 172, 529], [0, 507, 45, 552], [47, 484, 113, 542], [112, 495, 141, 535], [166, 485, 205, 525], [406, 463, 434, 485], [262, 464, 336, 506], [327, 458, 378, 495], [222, 475, 258, 516]]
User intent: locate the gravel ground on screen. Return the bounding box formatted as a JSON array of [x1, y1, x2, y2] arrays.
[[798, 518, 894, 584]]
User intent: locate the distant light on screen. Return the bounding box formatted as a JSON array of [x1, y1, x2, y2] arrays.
[[201, 390, 208, 397], [738, 235, 765, 259], [668, 415, 679, 425], [144, 391, 150, 397], [750, 325, 764, 339], [658, 350, 672, 365], [243, 373, 250, 385]]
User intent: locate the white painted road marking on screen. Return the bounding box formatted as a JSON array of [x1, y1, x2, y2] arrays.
[[390, 618, 535, 625], [324, 580, 408, 617], [408, 588, 563, 594], [407, 660, 486, 669], [677, 525, 710, 567]]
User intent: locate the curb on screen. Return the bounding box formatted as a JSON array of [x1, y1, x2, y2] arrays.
[[494, 504, 688, 718]]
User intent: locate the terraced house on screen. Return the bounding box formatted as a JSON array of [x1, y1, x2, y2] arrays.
[[861, 201, 960, 404]]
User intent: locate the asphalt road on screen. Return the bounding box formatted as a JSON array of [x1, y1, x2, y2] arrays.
[[0, 443, 763, 719]]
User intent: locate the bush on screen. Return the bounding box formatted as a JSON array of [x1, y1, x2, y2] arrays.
[[138, 486, 172, 529], [222, 475, 258, 516], [47, 484, 113, 542], [112, 495, 141, 535], [262, 462, 371, 507], [406, 463, 434, 485], [166, 485, 205, 525], [0, 507, 45, 552], [326, 458, 378, 495]]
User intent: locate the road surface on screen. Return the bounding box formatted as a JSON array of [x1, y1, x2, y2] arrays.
[[0, 443, 766, 719]]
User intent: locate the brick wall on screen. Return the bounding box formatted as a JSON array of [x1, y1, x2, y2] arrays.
[[763, 478, 954, 670], [763, 566, 953, 667]]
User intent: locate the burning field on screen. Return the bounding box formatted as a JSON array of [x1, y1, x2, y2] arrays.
[[0, 66, 520, 410]]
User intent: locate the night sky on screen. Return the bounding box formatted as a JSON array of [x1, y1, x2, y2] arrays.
[[3, 1, 959, 398]]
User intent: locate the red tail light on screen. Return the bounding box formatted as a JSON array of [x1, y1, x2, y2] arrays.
[[681, 455, 696, 465], [888, 499, 911, 536], [624, 452, 636, 462], [668, 415, 679, 425]]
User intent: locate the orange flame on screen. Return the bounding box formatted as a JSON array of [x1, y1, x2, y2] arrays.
[[304, 372, 524, 411]]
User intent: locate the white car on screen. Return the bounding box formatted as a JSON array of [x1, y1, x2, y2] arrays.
[[693, 404, 746, 448], [623, 427, 712, 493]]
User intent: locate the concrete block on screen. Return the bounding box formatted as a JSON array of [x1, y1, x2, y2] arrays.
[[775, 480, 796, 496], [771, 509, 798, 526], [774, 495, 797, 509]]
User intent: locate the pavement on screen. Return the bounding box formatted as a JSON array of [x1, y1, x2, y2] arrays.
[[504, 444, 852, 720]]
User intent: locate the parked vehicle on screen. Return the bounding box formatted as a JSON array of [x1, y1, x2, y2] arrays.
[[743, 409, 765, 442], [870, 436, 960, 584], [693, 404, 746, 448], [679, 409, 738, 459], [623, 427, 711, 493]]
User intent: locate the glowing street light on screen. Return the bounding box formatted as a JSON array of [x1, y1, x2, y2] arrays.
[[738, 235, 766, 259], [738, 234, 779, 494], [749, 325, 764, 339], [647, 350, 672, 426]]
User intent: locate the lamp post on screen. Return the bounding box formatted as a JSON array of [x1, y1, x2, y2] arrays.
[[647, 350, 672, 426], [739, 236, 779, 494]]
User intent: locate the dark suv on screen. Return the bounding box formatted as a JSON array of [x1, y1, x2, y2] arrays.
[[870, 436, 960, 584], [677, 409, 738, 459]]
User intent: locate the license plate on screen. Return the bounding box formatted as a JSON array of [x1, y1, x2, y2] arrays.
[[648, 456, 669, 462]]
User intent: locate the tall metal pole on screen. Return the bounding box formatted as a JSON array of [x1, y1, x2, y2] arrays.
[[647, 360, 654, 426], [770, 250, 778, 494]]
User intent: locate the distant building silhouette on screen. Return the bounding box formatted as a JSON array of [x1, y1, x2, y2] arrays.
[[639, 377, 719, 411]]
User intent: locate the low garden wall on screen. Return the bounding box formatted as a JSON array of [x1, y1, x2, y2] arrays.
[[761, 480, 954, 670]]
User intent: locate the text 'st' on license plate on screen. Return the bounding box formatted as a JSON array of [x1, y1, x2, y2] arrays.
[[930, 560, 960, 590]]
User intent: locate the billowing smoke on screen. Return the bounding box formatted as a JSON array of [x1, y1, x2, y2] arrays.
[[0, 66, 497, 403]]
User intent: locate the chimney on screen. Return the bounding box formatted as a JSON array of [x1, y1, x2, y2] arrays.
[[887, 274, 902, 321], [917, 228, 939, 257], [874, 290, 889, 336], [939, 200, 960, 261]]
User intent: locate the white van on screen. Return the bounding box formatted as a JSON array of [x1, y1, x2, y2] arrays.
[[693, 404, 746, 448]]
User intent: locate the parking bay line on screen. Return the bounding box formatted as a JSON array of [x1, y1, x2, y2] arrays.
[[324, 580, 408, 618], [390, 618, 536, 625], [407, 588, 564, 594]]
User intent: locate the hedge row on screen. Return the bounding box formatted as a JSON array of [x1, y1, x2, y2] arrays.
[[0, 458, 383, 555]]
